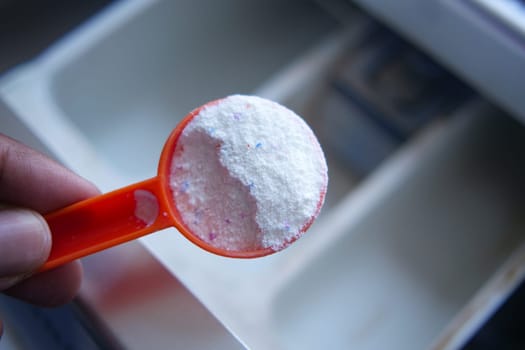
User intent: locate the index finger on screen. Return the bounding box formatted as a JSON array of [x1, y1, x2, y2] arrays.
[[0, 134, 100, 212]]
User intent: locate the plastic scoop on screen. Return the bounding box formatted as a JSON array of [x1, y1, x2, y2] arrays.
[[42, 97, 327, 272]]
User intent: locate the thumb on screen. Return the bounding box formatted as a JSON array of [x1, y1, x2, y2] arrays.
[[0, 208, 51, 290]]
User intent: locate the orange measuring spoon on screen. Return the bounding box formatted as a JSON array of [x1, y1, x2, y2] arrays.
[[42, 99, 278, 272]]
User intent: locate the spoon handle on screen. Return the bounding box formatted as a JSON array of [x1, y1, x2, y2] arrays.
[[41, 177, 171, 271]]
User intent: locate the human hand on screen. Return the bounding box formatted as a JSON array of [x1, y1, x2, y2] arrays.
[[0, 134, 99, 308]]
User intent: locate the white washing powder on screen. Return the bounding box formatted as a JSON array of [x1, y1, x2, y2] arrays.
[[170, 95, 328, 252], [134, 189, 159, 227]]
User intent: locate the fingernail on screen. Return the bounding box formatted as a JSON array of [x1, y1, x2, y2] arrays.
[[0, 209, 51, 278]]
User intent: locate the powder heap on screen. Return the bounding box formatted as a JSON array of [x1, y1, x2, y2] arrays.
[[170, 95, 327, 252]]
